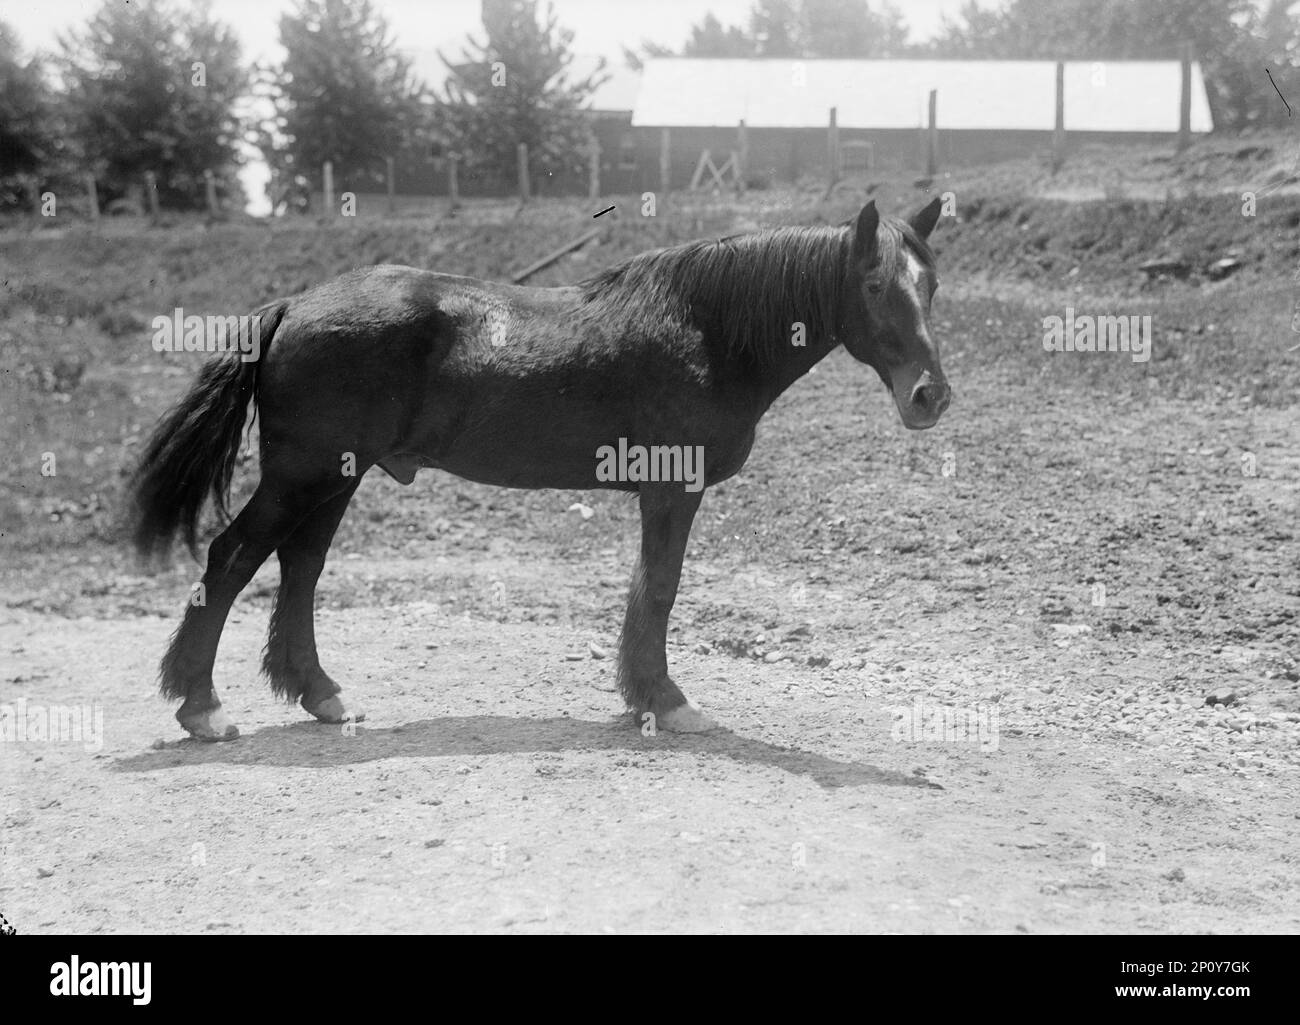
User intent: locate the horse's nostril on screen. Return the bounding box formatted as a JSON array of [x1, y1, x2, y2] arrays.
[[909, 381, 949, 419]]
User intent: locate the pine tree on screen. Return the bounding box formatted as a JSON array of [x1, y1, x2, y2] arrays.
[[260, 0, 427, 200], [437, 0, 606, 193], [0, 22, 59, 207], [57, 0, 247, 210], [678, 1, 909, 59], [684, 14, 756, 58]]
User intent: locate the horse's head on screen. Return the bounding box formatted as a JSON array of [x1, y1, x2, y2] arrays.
[[842, 198, 950, 430]]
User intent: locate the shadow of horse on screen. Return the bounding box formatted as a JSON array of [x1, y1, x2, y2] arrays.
[[113, 715, 942, 792]]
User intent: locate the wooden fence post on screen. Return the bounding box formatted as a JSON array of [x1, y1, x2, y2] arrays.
[[926, 91, 938, 177], [144, 171, 160, 219], [448, 155, 460, 211], [322, 160, 334, 218], [517, 143, 530, 202], [386, 155, 396, 214], [588, 138, 600, 201], [827, 107, 839, 189], [737, 119, 748, 194], [204, 169, 219, 216], [659, 128, 671, 197], [1052, 63, 1066, 172], [1178, 40, 1193, 152]]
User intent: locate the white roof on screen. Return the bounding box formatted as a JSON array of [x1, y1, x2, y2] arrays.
[[631, 58, 1213, 132], [407, 48, 639, 112]]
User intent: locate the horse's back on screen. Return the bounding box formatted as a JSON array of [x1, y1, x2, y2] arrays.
[[256, 266, 473, 461], [253, 262, 749, 489]]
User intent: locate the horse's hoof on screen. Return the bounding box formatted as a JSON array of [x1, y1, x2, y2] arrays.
[[178, 706, 240, 742], [657, 703, 720, 733], [303, 694, 365, 724]]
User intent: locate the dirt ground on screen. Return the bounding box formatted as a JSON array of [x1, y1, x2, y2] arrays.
[[4, 131, 1299, 932], [3, 321, 1298, 933]]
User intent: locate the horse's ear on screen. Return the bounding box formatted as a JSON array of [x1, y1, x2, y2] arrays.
[[852, 201, 880, 264], [909, 197, 943, 240]]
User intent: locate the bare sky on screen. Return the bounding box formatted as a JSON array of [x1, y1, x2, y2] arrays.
[[8, 0, 973, 66]]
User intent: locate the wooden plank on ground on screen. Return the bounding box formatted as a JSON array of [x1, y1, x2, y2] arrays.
[[510, 227, 603, 284]]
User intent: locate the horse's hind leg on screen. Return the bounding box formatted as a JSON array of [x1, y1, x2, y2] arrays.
[[262, 482, 362, 724], [618, 484, 716, 733], [162, 472, 351, 741]]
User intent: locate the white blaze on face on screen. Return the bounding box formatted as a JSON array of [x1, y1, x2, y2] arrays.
[[902, 248, 940, 365], [904, 250, 928, 300]]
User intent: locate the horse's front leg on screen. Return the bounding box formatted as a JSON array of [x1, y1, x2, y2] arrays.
[[617, 483, 716, 732]]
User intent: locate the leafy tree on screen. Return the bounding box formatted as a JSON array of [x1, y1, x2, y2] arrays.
[[930, 0, 1231, 59], [675, 1, 909, 59], [260, 0, 428, 203], [684, 14, 756, 57], [802, 0, 908, 58], [1236, 0, 1300, 126], [930, 0, 1026, 58], [437, 0, 606, 192], [57, 0, 248, 209], [0, 21, 59, 206], [622, 40, 677, 71], [750, 0, 802, 56]]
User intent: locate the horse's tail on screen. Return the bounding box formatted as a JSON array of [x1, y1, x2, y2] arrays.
[[130, 299, 290, 561]]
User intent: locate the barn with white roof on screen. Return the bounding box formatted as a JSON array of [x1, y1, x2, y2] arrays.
[[620, 58, 1213, 191], [370, 55, 1213, 202]]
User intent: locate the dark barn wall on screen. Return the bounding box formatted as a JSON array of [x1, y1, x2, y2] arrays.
[[589, 115, 640, 196], [315, 119, 1200, 203], [936, 130, 1048, 168], [629, 126, 927, 190], [624, 126, 1196, 191]]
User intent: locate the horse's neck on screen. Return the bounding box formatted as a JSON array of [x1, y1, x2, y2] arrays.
[[736, 236, 850, 404], [756, 310, 844, 406]]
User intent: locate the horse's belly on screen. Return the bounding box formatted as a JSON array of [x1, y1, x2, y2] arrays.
[[418, 412, 636, 491], [402, 377, 752, 492], [435, 446, 627, 490]]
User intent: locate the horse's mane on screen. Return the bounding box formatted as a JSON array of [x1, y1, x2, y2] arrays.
[[578, 217, 934, 371]]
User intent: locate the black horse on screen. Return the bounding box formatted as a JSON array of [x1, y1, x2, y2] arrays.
[[131, 198, 950, 740]]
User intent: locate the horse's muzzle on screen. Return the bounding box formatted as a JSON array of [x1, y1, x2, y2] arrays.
[[895, 369, 951, 430]]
